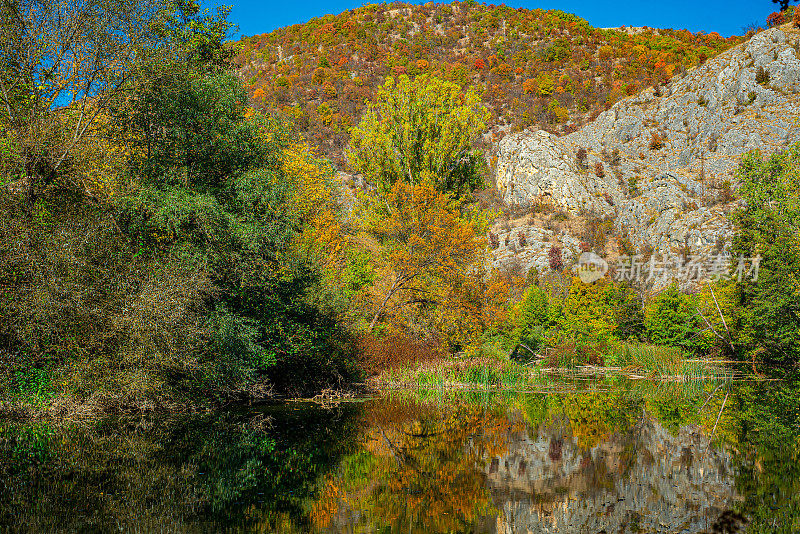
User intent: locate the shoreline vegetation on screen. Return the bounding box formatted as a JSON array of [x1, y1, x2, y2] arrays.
[[2, 2, 800, 421]]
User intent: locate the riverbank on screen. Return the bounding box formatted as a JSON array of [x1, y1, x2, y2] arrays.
[[368, 341, 739, 393], [0, 339, 777, 422]]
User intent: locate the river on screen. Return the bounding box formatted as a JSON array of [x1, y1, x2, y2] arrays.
[[1, 378, 798, 533]]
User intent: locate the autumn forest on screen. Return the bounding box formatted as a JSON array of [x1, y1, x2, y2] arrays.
[[2, 0, 800, 531]]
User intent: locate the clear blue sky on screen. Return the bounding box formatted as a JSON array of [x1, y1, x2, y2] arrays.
[[205, 1, 776, 39]]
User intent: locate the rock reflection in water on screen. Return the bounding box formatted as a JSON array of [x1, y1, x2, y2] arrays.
[[485, 414, 737, 533], [313, 391, 747, 534]]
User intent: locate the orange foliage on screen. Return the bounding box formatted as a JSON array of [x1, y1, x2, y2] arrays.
[[281, 141, 345, 259], [234, 3, 740, 164], [767, 11, 784, 27], [522, 78, 536, 94], [310, 400, 523, 532], [358, 181, 488, 337]]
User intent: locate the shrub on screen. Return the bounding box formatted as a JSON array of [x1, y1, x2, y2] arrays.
[[766, 12, 784, 27], [644, 285, 710, 353], [593, 161, 605, 177], [557, 278, 617, 345], [356, 333, 442, 376], [548, 245, 564, 271], [535, 73, 555, 96], [552, 210, 569, 222], [627, 175, 641, 196], [488, 231, 500, 249], [649, 131, 665, 150], [718, 179, 735, 203], [514, 285, 550, 351], [605, 283, 644, 340], [756, 66, 770, 85], [610, 148, 621, 166], [575, 147, 588, 170]]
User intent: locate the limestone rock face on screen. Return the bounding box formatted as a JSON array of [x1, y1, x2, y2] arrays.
[[492, 26, 800, 286], [495, 130, 619, 218]]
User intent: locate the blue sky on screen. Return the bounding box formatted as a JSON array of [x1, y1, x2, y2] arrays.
[[206, 1, 776, 39]]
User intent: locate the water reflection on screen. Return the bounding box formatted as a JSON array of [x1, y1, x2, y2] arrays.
[[0, 380, 798, 533], [486, 415, 735, 533]]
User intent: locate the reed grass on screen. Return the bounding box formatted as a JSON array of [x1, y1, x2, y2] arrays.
[[374, 341, 729, 394]]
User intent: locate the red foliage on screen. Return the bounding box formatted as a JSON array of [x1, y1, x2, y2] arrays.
[[548, 245, 563, 271], [474, 58, 485, 70], [767, 12, 784, 27]]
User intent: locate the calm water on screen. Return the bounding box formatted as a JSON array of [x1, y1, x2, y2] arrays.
[[1, 379, 798, 533]]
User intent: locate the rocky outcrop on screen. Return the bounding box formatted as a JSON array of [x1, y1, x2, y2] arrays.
[[492, 26, 800, 286]]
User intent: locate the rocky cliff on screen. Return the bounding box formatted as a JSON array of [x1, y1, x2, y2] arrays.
[[491, 25, 800, 287]]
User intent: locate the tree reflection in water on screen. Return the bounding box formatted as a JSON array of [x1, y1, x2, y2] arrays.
[[1, 380, 798, 533]]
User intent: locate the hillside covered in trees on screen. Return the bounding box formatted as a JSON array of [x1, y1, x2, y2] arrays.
[[234, 2, 742, 165]]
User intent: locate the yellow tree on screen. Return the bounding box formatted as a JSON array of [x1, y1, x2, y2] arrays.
[[281, 139, 345, 261], [347, 74, 489, 197], [557, 277, 617, 344]]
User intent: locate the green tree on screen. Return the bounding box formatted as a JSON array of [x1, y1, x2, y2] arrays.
[[731, 145, 800, 363], [120, 64, 356, 396], [644, 285, 709, 353], [0, 0, 232, 189], [606, 282, 644, 340], [0, 1, 357, 409], [347, 74, 489, 197], [513, 284, 550, 350]]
